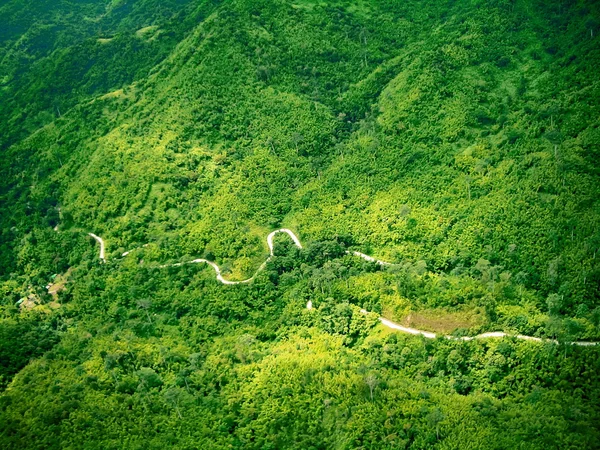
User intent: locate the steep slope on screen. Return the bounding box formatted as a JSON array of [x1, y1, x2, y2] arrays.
[[1, 0, 600, 448], [0, 0, 216, 149], [4, 0, 598, 336]]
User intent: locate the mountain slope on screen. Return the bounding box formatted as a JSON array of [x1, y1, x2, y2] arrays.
[[0, 0, 599, 448]]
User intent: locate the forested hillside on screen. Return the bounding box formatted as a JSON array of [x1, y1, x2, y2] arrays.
[[1, 0, 599, 448]]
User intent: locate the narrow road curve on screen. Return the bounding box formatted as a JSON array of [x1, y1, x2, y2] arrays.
[[158, 229, 302, 285], [88, 229, 597, 346], [372, 314, 598, 347], [348, 250, 393, 266], [88, 233, 105, 262]]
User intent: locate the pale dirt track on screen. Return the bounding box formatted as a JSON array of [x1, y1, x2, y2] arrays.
[[88, 233, 105, 262], [88, 229, 597, 347]]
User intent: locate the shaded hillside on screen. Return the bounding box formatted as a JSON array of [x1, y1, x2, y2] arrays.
[[0, 0, 599, 448]]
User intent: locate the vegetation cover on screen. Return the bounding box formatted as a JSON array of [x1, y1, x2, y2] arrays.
[[0, 0, 599, 448]]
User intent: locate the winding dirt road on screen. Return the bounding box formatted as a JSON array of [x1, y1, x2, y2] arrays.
[[372, 314, 598, 346], [88, 228, 597, 347], [157, 229, 302, 285], [88, 233, 105, 262]]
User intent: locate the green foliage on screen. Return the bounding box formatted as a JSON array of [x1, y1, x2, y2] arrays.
[[0, 0, 599, 447]]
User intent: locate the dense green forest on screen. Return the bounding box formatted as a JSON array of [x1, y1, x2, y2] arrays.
[[1, 0, 599, 448]]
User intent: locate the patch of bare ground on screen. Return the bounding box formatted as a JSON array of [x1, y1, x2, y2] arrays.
[[46, 268, 72, 302], [400, 309, 486, 334]]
